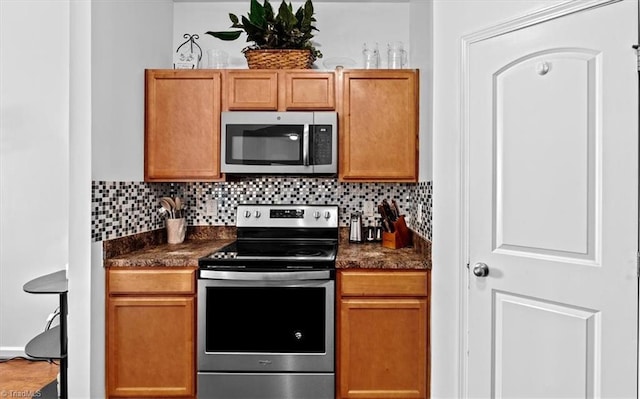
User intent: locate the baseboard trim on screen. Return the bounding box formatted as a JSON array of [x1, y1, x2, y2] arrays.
[[0, 346, 26, 360]]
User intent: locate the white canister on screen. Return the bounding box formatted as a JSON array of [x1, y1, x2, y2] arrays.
[[166, 218, 186, 244]]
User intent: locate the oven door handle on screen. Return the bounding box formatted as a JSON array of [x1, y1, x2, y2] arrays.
[[199, 269, 331, 281]]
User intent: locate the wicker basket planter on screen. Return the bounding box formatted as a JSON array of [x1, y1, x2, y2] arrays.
[[244, 49, 314, 69]]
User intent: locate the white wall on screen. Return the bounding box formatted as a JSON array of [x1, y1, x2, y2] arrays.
[[173, 2, 411, 70], [68, 2, 92, 396], [0, 0, 70, 357], [91, 0, 174, 182], [410, 0, 433, 181], [430, 0, 562, 397]]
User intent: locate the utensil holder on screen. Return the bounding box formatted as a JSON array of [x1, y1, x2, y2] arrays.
[[166, 218, 186, 244], [381, 216, 411, 249]]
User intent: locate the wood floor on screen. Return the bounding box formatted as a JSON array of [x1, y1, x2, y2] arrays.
[[0, 358, 58, 397]]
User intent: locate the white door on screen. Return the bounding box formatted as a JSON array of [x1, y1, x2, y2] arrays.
[[466, 0, 639, 397]]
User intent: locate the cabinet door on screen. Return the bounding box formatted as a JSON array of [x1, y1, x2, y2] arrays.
[[339, 70, 419, 182], [281, 71, 335, 110], [338, 298, 428, 399], [145, 70, 222, 182], [224, 70, 279, 110], [107, 295, 196, 398]]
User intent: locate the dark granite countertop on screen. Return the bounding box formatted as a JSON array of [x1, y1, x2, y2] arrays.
[[104, 226, 431, 270], [104, 238, 235, 268], [337, 241, 430, 270]]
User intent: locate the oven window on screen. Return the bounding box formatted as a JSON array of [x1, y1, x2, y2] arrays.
[[205, 287, 326, 353], [226, 124, 304, 165]]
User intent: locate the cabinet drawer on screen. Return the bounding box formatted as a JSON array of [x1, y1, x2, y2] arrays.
[[108, 268, 196, 295], [339, 270, 428, 297]]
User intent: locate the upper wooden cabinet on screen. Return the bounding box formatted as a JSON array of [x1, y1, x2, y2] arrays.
[[224, 70, 336, 111], [143, 69, 418, 181], [338, 69, 419, 182], [145, 70, 223, 182], [282, 71, 336, 110]]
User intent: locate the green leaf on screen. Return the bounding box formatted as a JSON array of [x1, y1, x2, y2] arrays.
[[248, 0, 266, 28], [204, 30, 243, 41], [241, 15, 267, 46], [305, 0, 314, 14], [205, 0, 321, 57], [263, 0, 275, 23], [303, 0, 314, 27], [295, 5, 304, 28], [277, 0, 297, 30]]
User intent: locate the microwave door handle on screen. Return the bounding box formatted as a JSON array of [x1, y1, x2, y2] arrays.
[[303, 124, 310, 166]]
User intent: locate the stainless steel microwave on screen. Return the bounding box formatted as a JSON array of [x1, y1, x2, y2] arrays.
[[221, 111, 337, 175]]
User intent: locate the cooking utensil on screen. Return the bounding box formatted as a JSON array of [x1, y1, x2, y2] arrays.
[[163, 197, 177, 211], [160, 198, 174, 219], [174, 197, 183, 218]]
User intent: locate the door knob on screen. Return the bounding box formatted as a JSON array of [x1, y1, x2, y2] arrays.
[[472, 262, 489, 277]]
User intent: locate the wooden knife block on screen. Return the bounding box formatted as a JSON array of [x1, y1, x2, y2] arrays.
[[381, 216, 411, 249]]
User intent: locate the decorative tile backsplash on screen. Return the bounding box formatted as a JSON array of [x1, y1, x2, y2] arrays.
[[92, 177, 433, 242], [414, 181, 433, 240]]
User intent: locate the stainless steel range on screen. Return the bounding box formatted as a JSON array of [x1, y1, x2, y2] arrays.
[[197, 204, 338, 399]]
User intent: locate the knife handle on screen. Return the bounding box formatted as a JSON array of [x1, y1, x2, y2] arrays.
[[391, 199, 401, 218]]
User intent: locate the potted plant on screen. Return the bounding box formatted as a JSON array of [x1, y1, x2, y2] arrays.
[[205, 0, 322, 69]]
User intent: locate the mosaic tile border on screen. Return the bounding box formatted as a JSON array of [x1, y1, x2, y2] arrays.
[[413, 181, 432, 241], [92, 178, 433, 242]]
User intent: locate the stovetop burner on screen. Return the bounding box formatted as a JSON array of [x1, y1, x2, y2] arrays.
[[199, 204, 339, 272], [201, 240, 337, 262], [288, 248, 323, 257]]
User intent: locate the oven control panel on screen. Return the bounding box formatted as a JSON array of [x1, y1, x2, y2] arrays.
[[236, 204, 338, 228], [271, 209, 305, 219]]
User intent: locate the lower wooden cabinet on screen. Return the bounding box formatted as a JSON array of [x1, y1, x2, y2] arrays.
[[106, 267, 196, 398], [337, 270, 430, 399]]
